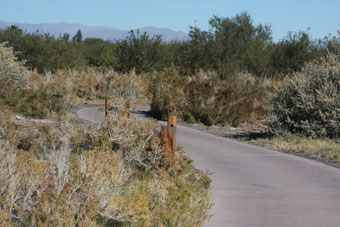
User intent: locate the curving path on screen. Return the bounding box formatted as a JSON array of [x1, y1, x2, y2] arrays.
[[77, 106, 340, 227]]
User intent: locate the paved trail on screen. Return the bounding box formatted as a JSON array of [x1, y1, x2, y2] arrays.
[[77, 106, 340, 227]]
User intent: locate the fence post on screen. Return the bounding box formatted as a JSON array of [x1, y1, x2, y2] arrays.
[[105, 98, 113, 117], [105, 98, 113, 118], [125, 99, 131, 119], [168, 114, 177, 127], [160, 126, 169, 154], [160, 126, 168, 144], [167, 114, 177, 151]]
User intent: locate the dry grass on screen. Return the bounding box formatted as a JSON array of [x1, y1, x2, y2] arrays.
[[0, 45, 212, 225], [255, 136, 340, 163], [0, 106, 212, 226], [149, 70, 272, 126]]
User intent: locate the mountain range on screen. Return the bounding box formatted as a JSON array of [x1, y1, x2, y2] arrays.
[[0, 20, 189, 42]]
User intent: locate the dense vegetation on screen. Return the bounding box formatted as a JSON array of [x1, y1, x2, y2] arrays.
[[0, 13, 326, 77], [149, 70, 270, 126], [0, 110, 212, 226], [0, 42, 67, 119], [1, 12, 332, 127], [0, 42, 212, 226], [0, 10, 339, 226], [268, 33, 340, 140]]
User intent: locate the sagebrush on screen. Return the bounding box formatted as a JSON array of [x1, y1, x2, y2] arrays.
[[0, 109, 212, 226], [0, 42, 146, 119], [267, 49, 340, 139], [0, 42, 29, 89], [150, 69, 270, 126], [0, 42, 212, 226]]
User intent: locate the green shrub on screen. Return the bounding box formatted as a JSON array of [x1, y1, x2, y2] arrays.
[[150, 70, 270, 126], [0, 76, 67, 119], [267, 52, 340, 139], [0, 42, 29, 89], [0, 43, 67, 119]]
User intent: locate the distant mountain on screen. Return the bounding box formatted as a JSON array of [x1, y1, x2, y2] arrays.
[[0, 20, 189, 42]]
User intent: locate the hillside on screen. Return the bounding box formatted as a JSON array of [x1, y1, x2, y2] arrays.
[[0, 20, 188, 42]]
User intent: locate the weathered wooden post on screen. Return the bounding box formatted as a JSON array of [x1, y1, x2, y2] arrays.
[[105, 98, 113, 117], [107, 98, 113, 107], [160, 126, 169, 155], [161, 126, 168, 144], [125, 99, 131, 119], [167, 114, 177, 151], [160, 115, 177, 165], [168, 114, 177, 127]]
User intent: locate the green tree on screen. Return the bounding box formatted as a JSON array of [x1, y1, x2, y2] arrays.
[[62, 33, 70, 41], [270, 30, 322, 75], [82, 38, 118, 68], [0, 27, 84, 73], [72, 29, 83, 43], [116, 30, 163, 73], [185, 12, 273, 79]]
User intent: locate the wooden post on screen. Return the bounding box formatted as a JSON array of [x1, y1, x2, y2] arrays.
[[167, 126, 176, 152], [161, 126, 168, 143], [105, 98, 113, 117], [167, 115, 177, 151], [160, 126, 169, 152], [168, 114, 177, 127], [161, 126, 175, 164], [125, 99, 131, 119], [107, 98, 113, 107], [160, 115, 177, 165]]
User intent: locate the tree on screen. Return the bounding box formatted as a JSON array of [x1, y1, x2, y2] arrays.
[[186, 12, 273, 79], [116, 30, 163, 73], [61, 33, 70, 41], [270, 30, 322, 75], [82, 38, 118, 68], [72, 29, 82, 43]]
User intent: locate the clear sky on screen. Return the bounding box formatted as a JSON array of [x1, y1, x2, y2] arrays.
[[0, 0, 339, 41]]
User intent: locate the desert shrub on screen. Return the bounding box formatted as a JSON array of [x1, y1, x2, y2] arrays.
[[53, 68, 147, 103], [0, 74, 67, 119], [149, 69, 189, 121], [0, 109, 211, 226], [267, 52, 340, 139], [150, 70, 270, 126], [0, 42, 30, 89], [1, 64, 148, 119], [328, 31, 340, 60], [0, 43, 68, 119]]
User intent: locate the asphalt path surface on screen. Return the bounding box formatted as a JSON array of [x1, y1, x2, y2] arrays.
[[76, 105, 340, 227]]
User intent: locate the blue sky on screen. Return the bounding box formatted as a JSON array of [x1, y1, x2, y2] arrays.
[[0, 0, 339, 41]]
